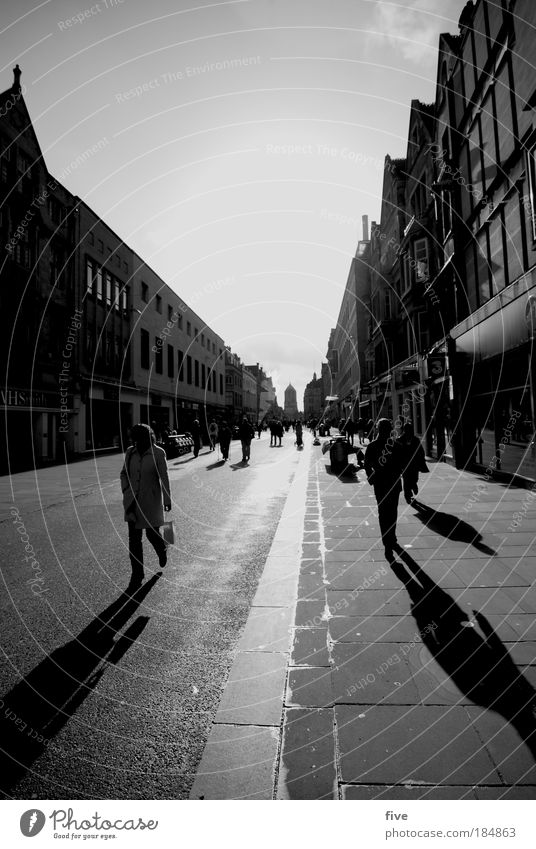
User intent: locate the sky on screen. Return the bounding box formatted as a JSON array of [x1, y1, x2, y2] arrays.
[[1, 0, 468, 404]]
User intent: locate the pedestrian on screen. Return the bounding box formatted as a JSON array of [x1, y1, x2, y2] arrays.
[[356, 417, 365, 444], [256, 421, 262, 439], [120, 423, 171, 587], [269, 419, 276, 447], [276, 420, 284, 446], [397, 421, 429, 503], [208, 419, 219, 452], [219, 420, 232, 461], [239, 415, 255, 463], [295, 420, 303, 448], [190, 416, 201, 457], [364, 418, 403, 558]]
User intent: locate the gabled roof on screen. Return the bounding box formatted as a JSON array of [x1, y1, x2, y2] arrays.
[[0, 65, 47, 171]]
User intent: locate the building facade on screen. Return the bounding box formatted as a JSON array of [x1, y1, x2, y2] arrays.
[[303, 371, 324, 421]]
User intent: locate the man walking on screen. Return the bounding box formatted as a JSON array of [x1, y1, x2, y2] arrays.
[[239, 415, 255, 463], [120, 423, 171, 587], [364, 418, 403, 558]]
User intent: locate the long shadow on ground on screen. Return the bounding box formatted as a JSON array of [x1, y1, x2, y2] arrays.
[[389, 550, 536, 760], [0, 575, 160, 796]]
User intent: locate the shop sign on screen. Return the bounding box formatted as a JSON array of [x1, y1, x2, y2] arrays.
[[0, 388, 71, 409], [427, 355, 446, 380]]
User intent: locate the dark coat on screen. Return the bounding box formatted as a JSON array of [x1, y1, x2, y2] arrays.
[[364, 437, 403, 494]]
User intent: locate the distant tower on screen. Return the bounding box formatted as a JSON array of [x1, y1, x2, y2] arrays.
[[284, 383, 298, 419]]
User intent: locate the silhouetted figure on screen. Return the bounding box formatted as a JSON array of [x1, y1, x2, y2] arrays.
[[412, 501, 496, 555], [239, 415, 255, 463], [121, 424, 171, 584], [219, 420, 232, 461], [190, 417, 201, 457], [397, 421, 428, 503], [390, 550, 536, 760], [365, 418, 403, 557]]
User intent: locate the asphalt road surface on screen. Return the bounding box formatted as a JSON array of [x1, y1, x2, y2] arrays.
[[0, 434, 304, 799]]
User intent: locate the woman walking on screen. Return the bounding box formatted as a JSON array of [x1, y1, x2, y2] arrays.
[[120, 423, 172, 587]]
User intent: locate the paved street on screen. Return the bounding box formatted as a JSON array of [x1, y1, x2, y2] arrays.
[[191, 436, 536, 800], [0, 435, 304, 799], [2, 432, 536, 801]]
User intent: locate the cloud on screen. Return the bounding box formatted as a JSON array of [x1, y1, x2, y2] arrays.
[[372, 0, 463, 63]]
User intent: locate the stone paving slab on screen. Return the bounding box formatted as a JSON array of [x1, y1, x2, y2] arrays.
[[291, 627, 330, 666], [329, 615, 424, 644], [214, 651, 288, 725], [332, 642, 419, 705], [236, 606, 293, 653], [286, 667, 333, 708], [335, 704, 500, 785], [277, 708, 337, 799], [190, 724, 279, 800]]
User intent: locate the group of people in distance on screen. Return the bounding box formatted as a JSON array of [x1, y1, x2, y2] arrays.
[[119, 413, 428, 590]]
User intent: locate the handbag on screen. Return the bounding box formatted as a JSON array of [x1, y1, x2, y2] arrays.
[[162, 521, 175, 545]]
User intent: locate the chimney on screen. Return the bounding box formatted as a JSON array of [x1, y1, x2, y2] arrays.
[[362, 215, 369, 241], [12, 64, 21, 93]]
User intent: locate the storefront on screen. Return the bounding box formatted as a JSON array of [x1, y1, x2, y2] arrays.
[[1, 387, 74, 472], [83, 382, 134, 452], [452, 278, 536, 482]]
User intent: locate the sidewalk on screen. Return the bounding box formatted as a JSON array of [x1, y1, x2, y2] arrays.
[[190, 439, 536, 800]]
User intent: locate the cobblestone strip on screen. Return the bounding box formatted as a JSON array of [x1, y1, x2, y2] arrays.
[[190, 445, 309, 799]]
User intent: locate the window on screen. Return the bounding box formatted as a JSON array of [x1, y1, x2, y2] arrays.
[[212, 342, 216, 354], [178, 349, 184, 380], [86, 259, 94, 295], [414, 238, 429, 282], [187, 321, 192, 336], [178, 314, 183, 329], [123, 261, 128, 274], [88, 231, 94, 246], [168, 305, 173, 322], [194, 359, 199, 386], [201, 363, 206, 388], [141, 281, 148, 303], [201, 333, 205, 347], [140, 329, 150, 369], [186, 355, 192, 384], [97, 239, 104, 254], [384, 291, 391, 320], [114, 280, 120, 312], [168, 345, 174, 378], [155, 339, 163, 373], [105, 272, 112, 306], [156, 294, 162, 313], [96, 268, 103, 302], [194, 327, 199, 340], [220, 373, 223, 395], [121, 287, 128, 313]]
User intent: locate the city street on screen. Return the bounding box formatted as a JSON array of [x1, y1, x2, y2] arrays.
[[0, 435, 304, 799]]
